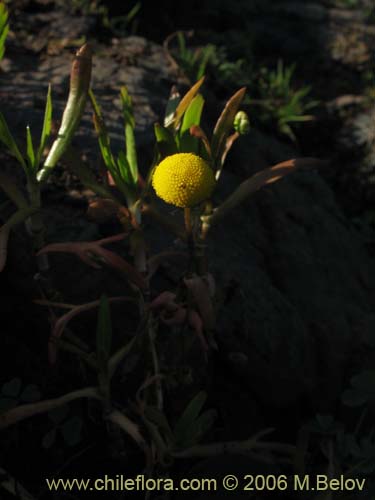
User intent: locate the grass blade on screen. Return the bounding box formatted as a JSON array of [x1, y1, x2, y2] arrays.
[[26, 126, 35, 170], [120, 86, 138, 186], [0, 112, 27, 172], [179, 93, 204, 153], [36, 84, 52, 167], [170, 77, 205, 131], [0, 1, 9, 61], [89, 90, 135, 203]]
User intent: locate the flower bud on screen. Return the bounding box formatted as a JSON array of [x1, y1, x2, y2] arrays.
[[233, 111, 250, 135]]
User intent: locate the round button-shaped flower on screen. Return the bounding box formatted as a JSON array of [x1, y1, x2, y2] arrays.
[[152, 153, 215, 208]]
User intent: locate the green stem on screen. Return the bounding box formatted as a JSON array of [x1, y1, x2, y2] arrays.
[[26, 179, 49, 273]]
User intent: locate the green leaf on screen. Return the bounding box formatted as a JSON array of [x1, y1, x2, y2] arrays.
[[120, 86, 138, 185], [0, 112, 27, 172], [2, 378, 22, 398], [117, 150, 133, 185], [26, 126, 35, 170], [173, 391, 207, 447], [89, 89, 116, 170], [61, 416, 82, 447], [179, 94, 204, 153], [38, 44, 92, 183], [0, 2, 9, 61], [180, 94, 205, 133], [124, 1, 141, 23], [89, 90, 135, 203], [96, 294, 112, 373], [37, 84, 52, 167], [196, 46, 215, 80], [169, 77, 205, 131]]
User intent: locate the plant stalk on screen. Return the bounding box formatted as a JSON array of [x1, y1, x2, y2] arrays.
[[26, 179, 49, 273]]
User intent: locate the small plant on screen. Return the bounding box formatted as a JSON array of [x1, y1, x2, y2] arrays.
[[0, 43, 92, 273], [251, 60, 318, 140], [66, 0, 141, 35], [167, 32, 318, 141], [165, 31, 217, 83], [0, 35, 327, 495]]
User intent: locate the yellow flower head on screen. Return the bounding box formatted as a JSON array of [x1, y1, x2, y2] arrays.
[[152, 153, 215, 208]]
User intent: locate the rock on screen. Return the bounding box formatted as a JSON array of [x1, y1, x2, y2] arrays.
[[246, 1, 374, 69], [208, 168, 375, 414], [0, 11, 180, 175]]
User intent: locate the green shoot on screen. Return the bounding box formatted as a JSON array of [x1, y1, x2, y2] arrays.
[[0, 1, 9, 61]]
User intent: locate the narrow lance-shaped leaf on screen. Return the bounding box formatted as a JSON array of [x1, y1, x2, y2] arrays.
[[89, 91, 116, 170], [0, 112, 27, 172], [179, 93, 204, 153], [36, 84, 52, 167], [26, 126, 35, 170], [219, 131, 240, 174], [37, 234, 147, 289], [211, 87, 246, 173], [202, 158, 327, 230], [89, 90, 134, 204], [0, 2, 9, 61], [189, 125, 212, 161], [120, 86, 138, 186], [169, 77, 205, 131], [180, 94, 204, 134], [173, 391, 207, 446], [117, 150, 133, 185], [37, 44, 92, 183]]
